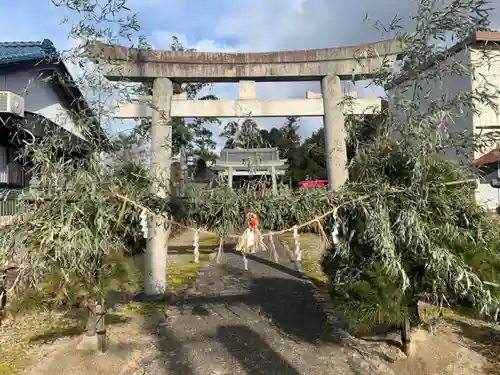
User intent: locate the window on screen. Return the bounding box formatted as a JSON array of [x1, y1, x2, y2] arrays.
[[0, 145, 7, 184], [7, 147, 19, 164]]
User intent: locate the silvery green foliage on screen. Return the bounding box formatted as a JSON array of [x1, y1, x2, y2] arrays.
[[1, 0, 499, 325], [0, 0, 146, 298], [324, 0, 500, 317]]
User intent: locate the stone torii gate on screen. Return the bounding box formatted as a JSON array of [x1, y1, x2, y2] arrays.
[[89, 40, 403, 295]]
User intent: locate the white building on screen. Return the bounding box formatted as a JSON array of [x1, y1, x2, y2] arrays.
[[387, 31, 500, 210], [0, 39, 104, 221]]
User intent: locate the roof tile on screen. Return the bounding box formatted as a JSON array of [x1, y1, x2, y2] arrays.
[[0, 39, 105, 143], [0, 39, 58, 66]]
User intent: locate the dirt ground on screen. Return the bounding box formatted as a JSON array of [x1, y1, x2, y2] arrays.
[[282, 232, 500, 375], [1, 231, 499, 375], [19, 316, 161, 375], [0, 229, 218, 375]]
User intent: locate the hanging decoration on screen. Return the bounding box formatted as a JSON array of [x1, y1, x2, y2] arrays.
[[193, 229, 200, 263], [140, 209, 148, 239], [331, 207, 340, 245], [236, 212, 266, 270], [268, 233, 279, 263], [293, 226, 301, 270]]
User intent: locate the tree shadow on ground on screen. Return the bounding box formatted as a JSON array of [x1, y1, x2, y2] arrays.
[[27, 324, 85, 344], [244, 252, 303, 279], [4, 288, 135, 345], [244, 250, 327, 289], [167, 244, 219, 254], [143, 316, 198, 375], [245, 240, 328, 291], [249, 275, 334, 343], [245, 249, 404, 352], [182, 268, 336, 345], [141, 319, 306, 375], [215, 324, 303, 375], [105, 290, 140, 307], [450, 318, 500, 371], [28, 310, 131, 344], [133, 248, 403, 374]]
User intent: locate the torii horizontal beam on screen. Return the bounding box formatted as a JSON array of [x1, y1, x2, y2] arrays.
[[87, 39, 404, 82], [114, 91, 381, 119]]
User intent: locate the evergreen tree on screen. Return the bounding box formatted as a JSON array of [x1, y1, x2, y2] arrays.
[[220, 119, 263, 148], [131, 36, 218, 162]]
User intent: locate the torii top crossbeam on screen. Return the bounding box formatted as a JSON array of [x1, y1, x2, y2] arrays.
[[88, 39, 404, 82]]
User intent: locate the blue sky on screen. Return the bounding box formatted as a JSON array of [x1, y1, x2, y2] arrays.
[[3, 0, 500, 147]]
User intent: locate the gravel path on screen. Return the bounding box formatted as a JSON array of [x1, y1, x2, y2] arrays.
[[137, 239, 360, 375]]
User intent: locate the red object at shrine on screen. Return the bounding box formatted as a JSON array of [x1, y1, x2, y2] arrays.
[[298, 180, 328, 189], [247, 212, 258, 230]]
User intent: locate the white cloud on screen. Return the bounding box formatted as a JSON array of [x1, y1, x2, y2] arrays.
[[143, 0, 413, 144], [6, 0, 500, 147], [145, 0, 500, 146], [150, 31, 248, 52]]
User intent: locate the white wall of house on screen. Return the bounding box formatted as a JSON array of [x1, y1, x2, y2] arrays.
[[0, 69, 84, 139], [387, 49, 473, 164], [470, 48, 500, 154], [476, 180, 500, 209], [0, 67, 92, 224], [470, 48, 500, 209], [387, 47, 500, 209]]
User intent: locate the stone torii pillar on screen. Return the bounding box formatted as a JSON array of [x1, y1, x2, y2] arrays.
[[145, 77, 172, 296], [322, 75, 348, 191]]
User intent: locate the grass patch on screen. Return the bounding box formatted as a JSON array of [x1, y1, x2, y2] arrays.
[[281, 232, 327, 287], [114, 247, 213, 317], [119, 301, 164, 317], [24, 316, 86, 343], [0, 343, 29, 375], [119, 253, 211, 317], [300, 256, 327, 286], [9, 247, 215, 315], [167, 253, 210, 288], [198, 234, 220, 247], [420, 304, 481, 321]]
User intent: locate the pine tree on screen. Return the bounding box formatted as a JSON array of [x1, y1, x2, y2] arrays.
[[131, 36, 218, 162]]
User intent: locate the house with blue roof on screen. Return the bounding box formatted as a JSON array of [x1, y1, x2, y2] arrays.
[[0, 39, 105, 221]]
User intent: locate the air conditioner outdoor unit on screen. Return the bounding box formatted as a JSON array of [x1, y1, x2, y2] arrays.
[[0, 91, 24, 118]]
